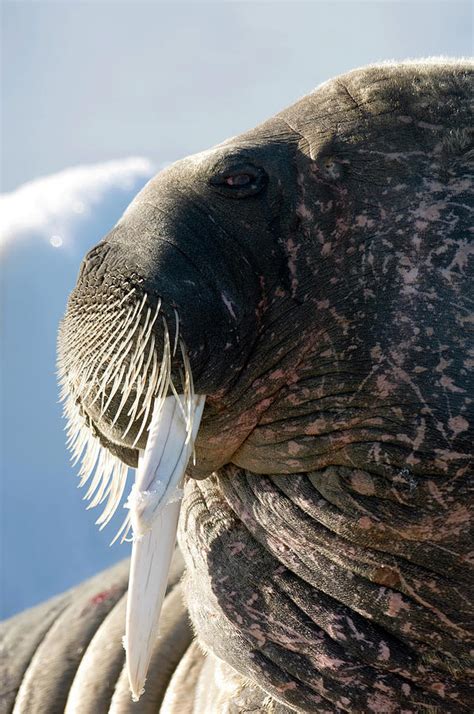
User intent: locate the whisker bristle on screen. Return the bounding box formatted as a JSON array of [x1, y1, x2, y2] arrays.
[[60, 292, 197, 541]]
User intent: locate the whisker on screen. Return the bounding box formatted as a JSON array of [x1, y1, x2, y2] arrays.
[[97, 461, 129, 529], [62, 293, 200, 542], [130, 352, 160, 448], [111, 511, 132, 545], [173, 308, 180, 357], [100, 361, 127, 417], [121, 374, 146, 439], [82, 294, 145, 399], [121, 327, 158, 440], [61, 298, 122, 349], [125, 299, 161, 388], [77, 303, 137, 402], [85, 449, 114, 503], [109, 301, 156, 424], [129, 317, 172, 447], [59, 292, 129, 357], [93, 294, 148, 407]]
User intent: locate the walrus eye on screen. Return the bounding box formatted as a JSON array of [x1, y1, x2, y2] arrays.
[[224, 174, 252, 187], [209, 163, 267, 198]]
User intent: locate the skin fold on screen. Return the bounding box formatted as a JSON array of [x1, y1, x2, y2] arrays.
[[52, 60, 474, 712]]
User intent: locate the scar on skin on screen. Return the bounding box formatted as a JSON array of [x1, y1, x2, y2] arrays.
[[386, 592, 409, 617], [448, 415, 469, 436]]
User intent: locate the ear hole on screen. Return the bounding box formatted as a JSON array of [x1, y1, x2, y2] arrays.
[[320, 157, 344, 181]]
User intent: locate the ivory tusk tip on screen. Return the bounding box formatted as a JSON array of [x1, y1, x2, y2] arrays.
[[128, 664, 146, 702]]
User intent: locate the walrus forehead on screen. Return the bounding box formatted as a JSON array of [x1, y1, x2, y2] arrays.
[[277, 60, 473, 141]]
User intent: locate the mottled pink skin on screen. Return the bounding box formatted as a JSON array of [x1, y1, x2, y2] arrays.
[[180, 63, 473, 712], [192, 115, 472, 482], [181, 467, 472, 712]]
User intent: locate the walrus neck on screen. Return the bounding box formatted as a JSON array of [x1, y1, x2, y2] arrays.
[[179, 467, 471, 712]]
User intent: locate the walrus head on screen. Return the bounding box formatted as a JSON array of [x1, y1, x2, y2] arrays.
[[58, 61, 473, 710], [58, 137, 297, 473]]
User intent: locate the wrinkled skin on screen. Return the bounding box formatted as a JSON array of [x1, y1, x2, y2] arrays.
[[59, 61, 473, 711]]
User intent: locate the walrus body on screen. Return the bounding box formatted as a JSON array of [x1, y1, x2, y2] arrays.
[[3, 61, 472, 712], [0, 553, 287, 713]]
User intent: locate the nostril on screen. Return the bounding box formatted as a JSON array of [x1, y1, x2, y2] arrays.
[[85, 242, 111, 265], [77, 242, 113, 283]]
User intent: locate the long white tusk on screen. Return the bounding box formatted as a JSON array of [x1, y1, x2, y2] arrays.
[[124, 393, 205, 701]]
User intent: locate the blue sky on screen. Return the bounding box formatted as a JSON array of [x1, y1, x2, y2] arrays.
[[1, 1, 472, 618], [2, 1, 472, 191]]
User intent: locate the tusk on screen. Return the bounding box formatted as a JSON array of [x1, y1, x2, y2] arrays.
[[124, 393, 205, 701]]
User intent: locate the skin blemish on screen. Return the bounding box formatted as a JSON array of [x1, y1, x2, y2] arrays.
[[386, 592, 409, 618], [400, 266, 419, 285], [350, 471, 375, 496], [426, 481, 447, 509], [413, 202, 445, 221], [269, 369, 286, 381], [367, 693, 397, 713], [221, 292, 237, 320], [285, 237, 300, 297], [375, 374, 396, 399], [438, 375, 465, 393], [296, 202, 314, 220], [287, 441, 302, 455], [249, 623, 266, 646], [372, 568, 401, 588], [431, 682, 446, 698], [90, 588, 116, 605], [228, 541, 245, 556], [448, 415, 469, 436]]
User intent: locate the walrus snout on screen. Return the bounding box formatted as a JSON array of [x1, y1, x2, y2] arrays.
[[59, 231, 233, 463]]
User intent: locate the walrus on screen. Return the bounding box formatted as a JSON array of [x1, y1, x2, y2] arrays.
[[3, 60, 473, 712]]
